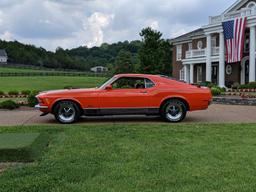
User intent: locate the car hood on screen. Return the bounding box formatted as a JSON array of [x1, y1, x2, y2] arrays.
[[38, 88, 98, 96]]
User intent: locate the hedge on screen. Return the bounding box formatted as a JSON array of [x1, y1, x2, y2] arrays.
[[0, 100, 19, 110], [239, 82, 256, 89]]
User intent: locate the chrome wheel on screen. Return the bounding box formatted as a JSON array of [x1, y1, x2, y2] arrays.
[[56, 102, 77, 123], [161, 99, 187, 123], [166, 104, 183, 121]]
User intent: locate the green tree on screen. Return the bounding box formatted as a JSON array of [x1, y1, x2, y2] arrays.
[[159, 40, 172, 75], [114, 50, 134, 74], [139, 27, 172, 75]]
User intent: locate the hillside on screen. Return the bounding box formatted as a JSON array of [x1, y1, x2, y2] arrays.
[[0, 40, 142, 72]]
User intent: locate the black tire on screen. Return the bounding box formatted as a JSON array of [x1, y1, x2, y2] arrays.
[[160, 99, 187, 123], [53, 101, 81, 124]]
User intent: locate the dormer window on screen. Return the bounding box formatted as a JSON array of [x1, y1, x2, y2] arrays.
[[247, 1, 256, 9]]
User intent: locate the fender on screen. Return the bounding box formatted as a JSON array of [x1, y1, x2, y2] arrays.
[[49, 97, 83, 112], [159, 95, 191, 110]]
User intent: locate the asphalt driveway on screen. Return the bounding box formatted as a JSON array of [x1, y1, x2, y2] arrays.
[[0, 104, 255, 126]]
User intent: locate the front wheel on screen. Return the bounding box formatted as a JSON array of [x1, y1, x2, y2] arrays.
[[53, 101, 81, 124], [160, 100, 187, 123]]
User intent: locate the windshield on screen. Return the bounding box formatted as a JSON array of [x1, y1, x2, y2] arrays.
[[99, 76, 117, 89]]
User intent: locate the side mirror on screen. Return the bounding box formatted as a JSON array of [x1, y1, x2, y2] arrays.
[[105, 85, 112, 90]]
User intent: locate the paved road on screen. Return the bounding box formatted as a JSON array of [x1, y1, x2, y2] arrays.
[[0, 104, 255, 126]]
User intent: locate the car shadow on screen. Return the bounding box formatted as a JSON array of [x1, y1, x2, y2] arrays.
[[43, 115, 202, 124]]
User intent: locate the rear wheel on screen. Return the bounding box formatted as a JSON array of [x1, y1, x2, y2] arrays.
[[53, 101, 81, 124], [160, 100, 187, 123]]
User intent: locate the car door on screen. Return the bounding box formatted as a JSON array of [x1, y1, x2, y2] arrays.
[[98, 77, 150, 115]]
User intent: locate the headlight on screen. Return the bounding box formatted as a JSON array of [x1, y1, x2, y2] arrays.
[[37, 97, 44, 104]]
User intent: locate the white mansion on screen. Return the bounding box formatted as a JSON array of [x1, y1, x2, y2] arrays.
[[171, 0, 256, 88]]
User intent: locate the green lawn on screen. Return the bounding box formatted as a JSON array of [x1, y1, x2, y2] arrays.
[[0, 66, 54, 73], [0, 133, 48, 162], [0, 124, 256, 191], [0, 76, 107, 92], [0, 133, 40, 149]]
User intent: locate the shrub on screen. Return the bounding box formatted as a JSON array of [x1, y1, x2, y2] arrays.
[[210, 86, 225, 96], [200, 81, 216, 88], [64, 86, 79, 89], [220, 87, 226, 92], [8, 90, 19, 96], [239, 82, 256, 89], [21, 90, 31, 95], [232, 82, 240, 89], [0, 100, 19, 110], [0, 91, 4, 95], [211, 87, 221, 96], [64, 86, 73, 89], [27, 91, 40, 107]]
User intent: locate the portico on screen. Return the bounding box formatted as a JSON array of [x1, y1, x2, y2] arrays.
[[171, 0, 256, 88]]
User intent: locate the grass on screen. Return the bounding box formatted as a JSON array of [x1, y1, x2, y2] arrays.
[[0, 133, 49, 162], [0, 66, 55, 73], [0, 76, 107, 92], [0, 124, 256, 191]]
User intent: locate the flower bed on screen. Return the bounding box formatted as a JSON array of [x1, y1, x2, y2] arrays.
[[0, 94, 28, 98]]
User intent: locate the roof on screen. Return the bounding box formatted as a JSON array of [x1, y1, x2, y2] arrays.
[[223, 0, 247, 14], [0, 49, 7, 57], [170, 28, 205, 44], [115, 74, 157, 78], [91, 66, 107, 68]]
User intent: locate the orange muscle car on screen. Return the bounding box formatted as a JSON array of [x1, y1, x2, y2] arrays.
[[35, 74, 212, 124]]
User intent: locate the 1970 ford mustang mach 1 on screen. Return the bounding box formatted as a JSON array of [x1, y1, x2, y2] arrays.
[[35, 74, 212, 124]]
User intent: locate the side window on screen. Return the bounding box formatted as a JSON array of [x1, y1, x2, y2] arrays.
[[145, 78, 155, 88], [188, 43, 192, 51], [112, 77, 145, 89], [211, 37, 217, 48], [176, 45, 182, 61], [180, 67, 185, 81], [244, 33, 250, 53]]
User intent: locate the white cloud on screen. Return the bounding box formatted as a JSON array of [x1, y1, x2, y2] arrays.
[[0, 31, 13, 41], [84, 12, 114, 47], [0, 0, 236, 50], [149, 21, 159, 30]]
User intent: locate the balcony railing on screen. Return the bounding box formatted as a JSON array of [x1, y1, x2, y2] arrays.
[[185, 47, 219, 59], [186, 49, 205, 58], [212, 47, 219, 56], [209, 7, 256, 25]]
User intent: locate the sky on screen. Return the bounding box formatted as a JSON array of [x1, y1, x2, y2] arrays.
[[0, 0, 236, 51]]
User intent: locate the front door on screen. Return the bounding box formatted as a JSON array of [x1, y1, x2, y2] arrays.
[[212, 66, 218, 85], [98, 77, 151, 115], [245, 60, 249, 84], [196, 66, 202, 83]]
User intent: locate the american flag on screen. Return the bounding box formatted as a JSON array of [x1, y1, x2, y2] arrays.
[[222, 17, 247, 63]]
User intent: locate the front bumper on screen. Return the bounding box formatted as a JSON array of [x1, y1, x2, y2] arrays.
[[35, 104, 49, 110]]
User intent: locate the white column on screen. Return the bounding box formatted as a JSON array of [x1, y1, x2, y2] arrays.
[[249, 26, 256, 82], [206, 34, 212, 82], [184, 65, 190, 83], [219, 32, 225, 87], [190, 64, 194, 84]]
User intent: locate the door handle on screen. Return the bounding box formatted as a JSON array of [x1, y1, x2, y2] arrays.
[[140, 91, 148, 94]]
